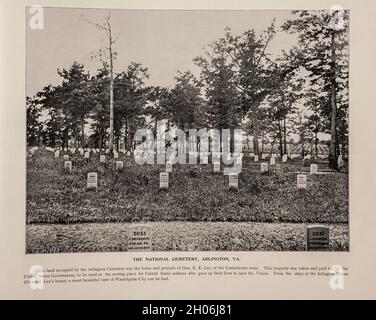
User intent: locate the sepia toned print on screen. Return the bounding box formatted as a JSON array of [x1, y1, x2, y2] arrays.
[[26, 8, 349, 253]]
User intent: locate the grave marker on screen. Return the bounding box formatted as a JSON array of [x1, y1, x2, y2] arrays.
[[100, 155, 106, 163], [116, 161, 124, 172], [306, 225, 329, 251], [310, 164, 318, 175], [114, 152, 118, 159], [87, 172, 98, 190], [63, 155, 69, 161], [261, 163, 268, 173], [254, 155, 259, 162], [127, 225, 152, 252], [213, 162, 220, 173], [159, 172, 169, 190], [229, 173, 239, 191], [64, 161, 72, 174], [282, 154, 287, 163], [297, 174, 307, 189], [54, 150, 60, 158], [166, 161, 172, 173], [270, 157, 276, 166], [261, 154, 266, 160]]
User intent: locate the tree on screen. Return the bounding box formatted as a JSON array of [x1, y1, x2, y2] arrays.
[[166, 71, 206, 131], [26, 97, 43, 146], [86, 10, 118, 152], [114, 62, 149, 151], [282, 10, 349, 169], [57, 62, 92, 148], [195, 25, 285, 155]]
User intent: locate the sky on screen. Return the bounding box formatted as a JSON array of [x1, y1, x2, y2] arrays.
[[26, 8, 298, 97]]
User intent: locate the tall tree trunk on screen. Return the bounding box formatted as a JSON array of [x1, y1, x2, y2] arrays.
[[108, 13, 114, 153], [80, 117, 85, 148], [315, 131, 318, 158], [283, 115, 287, 155], [252, 107, 260, 155], [329, 30, 338, 169], [278, 119, 283, 157]]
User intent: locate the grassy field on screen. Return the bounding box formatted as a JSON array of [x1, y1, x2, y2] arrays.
[[26, 221, 348, 253], [26, 148, 348, 225]]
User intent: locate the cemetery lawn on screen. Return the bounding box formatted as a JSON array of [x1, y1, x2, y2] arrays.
[[26, 221, 348, 253], [27, 151, 348, 225]]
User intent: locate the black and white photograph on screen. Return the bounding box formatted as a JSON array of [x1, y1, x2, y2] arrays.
[[26, 7, 349, 253]]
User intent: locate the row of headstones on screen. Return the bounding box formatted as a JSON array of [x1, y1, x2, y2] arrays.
[[68, 160, 317, 191], [54, 149, 129, 160], [63, 159, 130, 174], [125, 224, 330, 251]]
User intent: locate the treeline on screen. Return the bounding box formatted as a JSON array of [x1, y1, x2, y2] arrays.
[[27, 11, 349, 169]]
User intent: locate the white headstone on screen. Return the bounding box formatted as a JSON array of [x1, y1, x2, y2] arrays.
[[270, 157, 275, 166], [84, 151, 89, 159], [213, 162, 220, 173], [297, 174, 307, 189], [30, 149, 35, 156], [310, 164, 318, 175], [306, 225, 329, 251], [338, 155, 344, 169], [116, 161, 124, 172], [282, 154, 287, 163], [100, 155, 106, 163], [64, 161, 72, 174], [160, 172, 169, 190], [87, 172, 98, 190], [127, 225, 152, 252], [261, 154, 266, 160], [272, 153, 277, 158], [54, 150, 60, 158], [261, 163, 268, 173], [127, 151, 131, 157], [254, 155, 259, 162], [229, 173, 239, 191], [114, 152, 118, 159], [79, 149, 84, 156], [166, 161, 172, 173], [63, 155, 69, 161]]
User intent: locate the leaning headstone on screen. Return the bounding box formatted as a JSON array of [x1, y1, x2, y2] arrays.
[[166, 161, 172, 173], [261, 163, 268, 173], [270, 157, 276, 166], [87, 172, 98, 190], [100, 155, 106, 163], [116, 161, 124, 172], [63, 155, 69, 161], [310, 164, 318, 175], [127, 225, 152, 252], [159, 172, 169, 190], [297, 174, 307, 190], [64, 161, 72, 174], [282, 154, 287, 163], [228, 173, 239, 191], [306, 225, 329, 251], [213, 162, 220, 173], [254, 155, 259, 162]]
